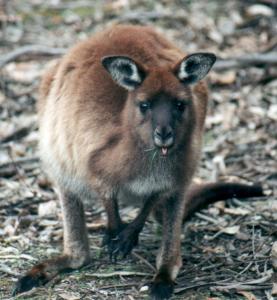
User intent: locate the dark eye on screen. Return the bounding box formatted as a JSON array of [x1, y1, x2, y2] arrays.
[[139, 101, 150, 113], [176, 101, 186, 112]]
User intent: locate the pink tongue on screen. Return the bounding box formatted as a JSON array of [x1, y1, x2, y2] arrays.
[[162, 148, 168, 155]]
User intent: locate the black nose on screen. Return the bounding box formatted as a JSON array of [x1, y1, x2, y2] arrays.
[[154, 126, 174, 147]]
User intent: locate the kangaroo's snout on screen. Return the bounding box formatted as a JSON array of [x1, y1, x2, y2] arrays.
[[154, 125, 174, 148]]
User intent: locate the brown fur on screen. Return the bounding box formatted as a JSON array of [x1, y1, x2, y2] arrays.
[[13, 25, 263, 299]]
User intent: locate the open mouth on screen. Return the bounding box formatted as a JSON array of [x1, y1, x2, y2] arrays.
[[160, 146, 173, 156], [161, 147, 168, 156]]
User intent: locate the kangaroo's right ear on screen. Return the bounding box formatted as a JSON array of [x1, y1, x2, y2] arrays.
[[101, 56, 146, 91]]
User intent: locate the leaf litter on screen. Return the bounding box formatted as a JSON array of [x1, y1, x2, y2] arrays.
[[0, 0, 276, 299]]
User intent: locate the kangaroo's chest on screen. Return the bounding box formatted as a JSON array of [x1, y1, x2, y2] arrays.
[[121, 157, 177, 197]]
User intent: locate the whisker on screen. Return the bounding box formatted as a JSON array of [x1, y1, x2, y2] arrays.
[[144, 147, 155, 152], [151, 149, 158, 167]]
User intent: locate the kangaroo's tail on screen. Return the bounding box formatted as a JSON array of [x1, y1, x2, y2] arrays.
[[183, 182, 264, 220]]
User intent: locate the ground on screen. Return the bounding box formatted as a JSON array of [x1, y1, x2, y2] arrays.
[[0, 1, 276, 299]]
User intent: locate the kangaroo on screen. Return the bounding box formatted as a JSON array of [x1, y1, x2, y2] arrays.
[[13, 25, 263, 299]]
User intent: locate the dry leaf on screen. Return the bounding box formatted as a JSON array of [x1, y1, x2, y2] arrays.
[[203, 246, 225, 254], [246, 4, 274, 17], [39, 219, 59, 227], [0, 91, 5, 105], [222, 225, 240, 235], [237, 290, 257, 300], [224, 207, 250, 216], [210, 70, 236, 85], [5, 62, 43, 82], [38, 200, 58, 217], [4, 224, 16, 237], [214, 201, 226, 211], [235, 231, 250, 241], [249, 106, 266, 117], [87, 220, 106, 231], [58, 293, 81, 300], [268, 105, 277, 121], [140, 285, 149, 292], [271, 241, 277, 270], [272, 283, 277, 296]]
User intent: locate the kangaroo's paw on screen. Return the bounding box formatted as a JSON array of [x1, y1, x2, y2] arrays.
[[150, 275, 175, 300], [12, 254, 89, 295], [103, 223, 139, 261]]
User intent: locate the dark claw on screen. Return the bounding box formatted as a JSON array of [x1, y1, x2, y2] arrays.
[[150, 281, 174, 300], [102, 224, 139, 262]]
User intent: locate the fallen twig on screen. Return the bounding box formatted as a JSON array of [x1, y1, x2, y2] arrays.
[[0, 195, 49, 210], [214, 52, 277, 70], [175, 278, 231, 294], [118, 11, 188, 22], [0, 254, 37, 261], [132, 251, 156, 272], [236, 261, 254, 277], [0, 157, 39, 178], [211, 272, 273, 292], [84, 271, 152, 278], [194, 212, 223, 225], [0, 156, 39, 169], [0, 263, 20, 276], [0, 125, 35, 144], [100, 282, 140, 289], [34, 1, 95, 10], [212, 284, 272, 292], [0, 45, 66, 69]]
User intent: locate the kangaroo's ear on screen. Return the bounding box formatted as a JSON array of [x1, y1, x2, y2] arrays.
[[101, 56, 146, 91], [176, 53, 216, 84]]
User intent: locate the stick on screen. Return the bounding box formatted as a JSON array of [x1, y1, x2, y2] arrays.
[[36, 1, 95, 10], [0, 125, 34, 144], [118, 11, 188, 22], [0, 156, 39, 169], [132, 251, 156, 272], [214, 52, 277, 70], [194, 212, 223, 225], [211, 272, 273, 292], [0, 254, 37, 261], [84, 271, 152, 278], [212, 284, 272, 291], [0, 263, 20, 276], [0, 156, 39, 178], [0, 45, 66, 69], [175, 278, 231, 294]]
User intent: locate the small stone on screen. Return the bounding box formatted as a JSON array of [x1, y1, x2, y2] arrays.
[[210, 70, 236, 85], [218, 17, 235, 35], [38, 200, 58, 217], [140, 285, 149, 292], [222, 225, 240, 235], [246, 4, 274, 18], [268, 105, 277, 121]]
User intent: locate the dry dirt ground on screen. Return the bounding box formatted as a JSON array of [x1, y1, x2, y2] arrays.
[[0, 1, 276, 299]]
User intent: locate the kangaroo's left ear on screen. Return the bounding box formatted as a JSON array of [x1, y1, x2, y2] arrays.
[[175, 53, 216, 84]]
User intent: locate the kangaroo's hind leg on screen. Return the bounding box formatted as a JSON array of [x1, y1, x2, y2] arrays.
[[13, 189, 90, 295]]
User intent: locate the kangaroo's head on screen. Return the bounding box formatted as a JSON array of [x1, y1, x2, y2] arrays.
[[102, 53, 216, 157]]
